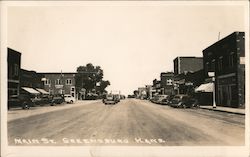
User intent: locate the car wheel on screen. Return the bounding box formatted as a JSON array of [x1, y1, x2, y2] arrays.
[[70, 100, 73, 104], [182, 104, 186, 108], [22, 102, 30, 110]]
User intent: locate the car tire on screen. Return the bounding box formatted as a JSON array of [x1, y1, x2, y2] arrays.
[[182, 104, 186, 108], [22, 102, 30, 110], [70, 100, 73, 104]]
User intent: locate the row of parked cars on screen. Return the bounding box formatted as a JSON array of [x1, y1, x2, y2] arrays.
[[8, 94, 76, 110], [151, 94, 199, 108]]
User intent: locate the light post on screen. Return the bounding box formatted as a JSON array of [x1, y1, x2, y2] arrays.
[[208, 72, 216, 108]]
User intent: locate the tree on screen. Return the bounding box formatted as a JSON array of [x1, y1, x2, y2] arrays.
[[76, 63, 110, 97], [99, 80, 110, 93]]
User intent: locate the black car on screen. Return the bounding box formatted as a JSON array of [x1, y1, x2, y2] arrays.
[[103, 94, 116, 105], [8, 94, 34, 110], [169, 95, 198, 108], [50, 95, 65, 105]]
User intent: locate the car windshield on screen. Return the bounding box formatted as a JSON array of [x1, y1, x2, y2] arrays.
[[171, 99, 180, 103], [107, 95, 113, 99], [174, 96, 181, 99]]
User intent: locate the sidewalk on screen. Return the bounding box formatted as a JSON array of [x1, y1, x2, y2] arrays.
[[8, 100, 100, 122], [199, 105, 245, 115]]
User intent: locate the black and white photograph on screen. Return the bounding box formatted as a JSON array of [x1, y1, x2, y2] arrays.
[[1, 1, 249, 157]]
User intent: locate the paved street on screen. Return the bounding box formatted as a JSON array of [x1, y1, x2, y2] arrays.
[[8, 99, 245, 146]]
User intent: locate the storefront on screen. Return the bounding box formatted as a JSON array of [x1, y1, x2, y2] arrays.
[[217, 73, 238, 108]]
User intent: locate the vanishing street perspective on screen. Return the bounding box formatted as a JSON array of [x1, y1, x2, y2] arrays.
[[7, 32, 245, 146], [6, 5, 246, 146]]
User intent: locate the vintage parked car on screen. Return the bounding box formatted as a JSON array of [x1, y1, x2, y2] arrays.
[[113, 94, 120, 103], [85, 93, 98, 100], [160, 95, 174, 105], [169, 95, 198, 108], [151, 95, 169, 104], [50, 95, 65, 105], [103, 94, 116, 105], [64, 94, 75, 104], [8, 94, 34, 110]]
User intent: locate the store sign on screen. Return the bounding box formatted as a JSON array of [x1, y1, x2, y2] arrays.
[[208, 72, 215, 77], [240, 57, 245, 64], [185, 82, 193, 86], [55, 85, 63, 89]]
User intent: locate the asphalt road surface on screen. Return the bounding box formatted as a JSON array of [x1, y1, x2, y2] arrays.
[[8, 99, 245, 146]]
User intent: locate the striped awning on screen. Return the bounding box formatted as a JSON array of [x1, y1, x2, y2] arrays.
[[22, 87, 40, 94], [195, 83, 213, 93], [36, 88, 49, 94]]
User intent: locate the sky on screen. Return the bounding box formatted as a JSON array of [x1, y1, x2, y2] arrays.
[[7, 2, 246, 95]]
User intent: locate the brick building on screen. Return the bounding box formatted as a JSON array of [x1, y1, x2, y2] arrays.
[[20, 69, 48, 97], [174, 57, 203, 75], [39, 72, 77, 99], [152, 79, 161, 95], [8, 48, 21, 98], [20, 69, 44, 89], [160, 72, 174, 95], [203, 32, 245, 108], [173, 56, 204, 95]]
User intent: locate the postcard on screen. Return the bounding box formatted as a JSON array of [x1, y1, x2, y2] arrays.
[[1, 1, 249, 157]]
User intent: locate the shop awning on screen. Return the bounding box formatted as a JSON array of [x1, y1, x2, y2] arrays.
[[36, 88, 49, 94], [195, 83, 213, 93], [22, 87, 40, 94]]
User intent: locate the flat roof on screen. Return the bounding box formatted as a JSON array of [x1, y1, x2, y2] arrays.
[[38, 72, 77, 75], [203, 31, 244, 52]]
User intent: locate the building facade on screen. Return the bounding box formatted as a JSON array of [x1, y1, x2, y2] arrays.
[[152, 79, 161, 95], [173, 56, 204, 95], [145, 85, 154, 99], [20, 69, 44, 89], [138, 87, 147, 99], [174, 57, 203, 75], [8, 48, 21, 98], [160, 72, 174, 95], [40, 73, 77, 98], [203, 32, 245, 108]]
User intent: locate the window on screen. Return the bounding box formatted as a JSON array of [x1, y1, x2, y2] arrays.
[[205, 62, 209, 73], [229, 52, 236, 67], [71, 87, 75, 92], [14, 64, 19, 76], [66, 79, 72, 85], [45, 79, 51, 85], [55, 79, 61, 85], [211, 59, 215, 71], [218, 57, 223, 71], [166, 79, 173, 85]]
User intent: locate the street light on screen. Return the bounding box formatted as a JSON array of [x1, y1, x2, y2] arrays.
[[208, 72, 216, 108]]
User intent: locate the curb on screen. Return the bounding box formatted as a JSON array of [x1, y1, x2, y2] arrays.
[[199, 107, 245, 115]]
